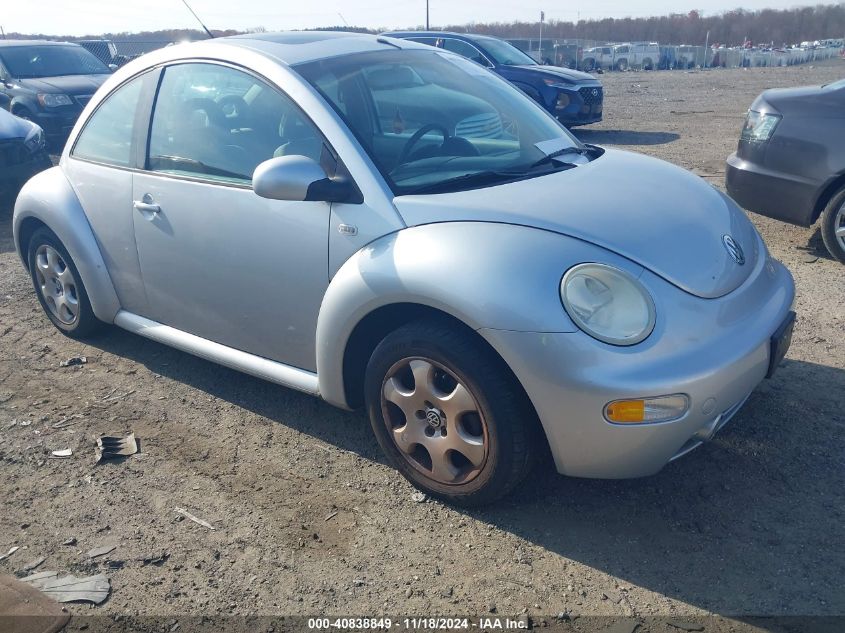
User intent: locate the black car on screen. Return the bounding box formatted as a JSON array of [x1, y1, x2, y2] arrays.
[[383, 32, 604, 127], [0, 107, 51, 198], [726, 78, 845, 263], [0, 40, 112, 146]]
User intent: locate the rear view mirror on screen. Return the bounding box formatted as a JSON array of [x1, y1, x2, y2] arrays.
[[252, 155, 356, 203]]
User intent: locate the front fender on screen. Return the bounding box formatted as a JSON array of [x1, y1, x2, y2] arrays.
[[13, 166, 121, 323], [315, 221, 643, 408]]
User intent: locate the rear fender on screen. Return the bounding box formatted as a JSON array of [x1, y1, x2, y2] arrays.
[[13, 166, 121, 322]]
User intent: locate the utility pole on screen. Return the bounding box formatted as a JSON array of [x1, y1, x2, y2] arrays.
[[426, 0, 429, 30], [539, 11, 544, 63], [704, 29, 710, 68]]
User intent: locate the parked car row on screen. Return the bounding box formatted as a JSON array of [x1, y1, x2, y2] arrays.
[[518, 38, 843, 72]]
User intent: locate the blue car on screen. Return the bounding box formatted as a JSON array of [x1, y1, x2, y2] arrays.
[[382, 31, 603, 127]]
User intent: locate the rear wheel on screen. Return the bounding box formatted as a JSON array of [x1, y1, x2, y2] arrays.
[[820, 187, 845, 264], [364, 318, 540, 506], [27, 227, 103, 338], [616, 58, 629, 71]]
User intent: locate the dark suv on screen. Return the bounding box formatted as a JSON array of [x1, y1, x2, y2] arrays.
[[383, 32, 603, 127], [0, 41, 112, 146]]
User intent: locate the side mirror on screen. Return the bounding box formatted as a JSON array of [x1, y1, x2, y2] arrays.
[[252, 155, 356, 203], [108, 64, 118, 71]]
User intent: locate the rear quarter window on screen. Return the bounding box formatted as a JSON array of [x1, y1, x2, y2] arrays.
[[71, 75, 144, 167]]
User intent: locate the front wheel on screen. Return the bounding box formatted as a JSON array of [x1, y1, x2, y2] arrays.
[[364, 318, 540, 506], [820, 187, 845, 264], [27, 227, 103, 338], [616, 59, 629, 71]]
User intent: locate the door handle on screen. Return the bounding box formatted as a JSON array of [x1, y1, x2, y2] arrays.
[[133, 195, 160, 215]]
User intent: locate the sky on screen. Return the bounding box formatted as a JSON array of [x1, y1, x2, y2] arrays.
[[0, 0, 821, 36]]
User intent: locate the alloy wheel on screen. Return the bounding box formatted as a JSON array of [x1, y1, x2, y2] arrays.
[[835, 201, 845, 252], [34, 244, 79, 325], [380, 357, 488, 485]]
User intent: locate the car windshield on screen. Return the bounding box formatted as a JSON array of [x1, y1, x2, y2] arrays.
[[474, 38, 537, 66], [295, 49, 585, 195], [0, 45, 110, 78]]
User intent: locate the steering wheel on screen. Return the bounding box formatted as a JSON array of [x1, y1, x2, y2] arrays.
[[397, 123, 450, 166], [217, 95, 250, 125]]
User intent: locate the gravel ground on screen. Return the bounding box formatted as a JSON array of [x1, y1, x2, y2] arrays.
[[0, 60, 843, 628]]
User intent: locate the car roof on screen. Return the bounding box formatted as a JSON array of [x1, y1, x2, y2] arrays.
[[220, 31, 425, 65], [0, 40, 82, 48]]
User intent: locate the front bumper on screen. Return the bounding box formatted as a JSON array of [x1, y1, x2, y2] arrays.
[[554, 86, 603, 126], [30, 109, 82, 146], [726, 151, 820, 227], [480, 246, 795, 479]]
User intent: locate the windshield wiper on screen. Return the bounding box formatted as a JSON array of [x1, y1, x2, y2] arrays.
[[402, 163, 578, 195], [402, 169, 539, 195], [530, 146, 592, 168]]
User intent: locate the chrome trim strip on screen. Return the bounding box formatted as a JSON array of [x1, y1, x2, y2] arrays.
[[113, 310, 320, 396]]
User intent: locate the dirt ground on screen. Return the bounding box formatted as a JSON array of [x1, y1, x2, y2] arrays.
[[1, 60, 844, 628]]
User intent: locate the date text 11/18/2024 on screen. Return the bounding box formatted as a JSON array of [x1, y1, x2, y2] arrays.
[[307, 617, 529, 630]]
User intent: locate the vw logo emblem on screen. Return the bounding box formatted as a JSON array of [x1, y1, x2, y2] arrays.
[[722, 235, 745, 265], [426, 409, 443, 429], [591, 88, 598, 96]]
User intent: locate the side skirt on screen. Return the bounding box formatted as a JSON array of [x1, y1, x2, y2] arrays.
[[113, 310, 320, 396]]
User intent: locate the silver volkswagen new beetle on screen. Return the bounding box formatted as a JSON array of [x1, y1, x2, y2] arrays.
[[13, 32, 796, 504]]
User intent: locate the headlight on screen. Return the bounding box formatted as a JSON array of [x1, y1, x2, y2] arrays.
[[24, 125, 45, 152], [543, 77, 572, 88], [37, 93, 73, 108], [740, 109, 781, 142], [560, 263, 655, 346]]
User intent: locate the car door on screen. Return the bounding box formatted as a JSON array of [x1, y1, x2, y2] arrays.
[[131, 61, 332, 371], [64, 70, 156, 315]]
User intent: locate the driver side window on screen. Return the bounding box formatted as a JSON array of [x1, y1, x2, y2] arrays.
[[440, 39, 491, 67], [148, 63, 325, 185]]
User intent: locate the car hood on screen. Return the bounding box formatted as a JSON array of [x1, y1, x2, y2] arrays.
[[393, 149, 760, 299], [754, 84, 845, 118], [17, 74, 109, 96], [0, 107, 37, 140], [505, 64, 598, 84]]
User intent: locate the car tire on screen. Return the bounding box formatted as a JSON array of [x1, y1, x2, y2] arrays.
[[27, 227, 103, 338], [364, 317, 540, 506], [616, 59, 629, 71], [820, 187, 845, 264]]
